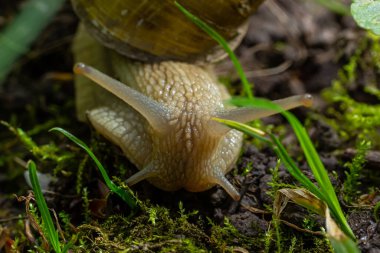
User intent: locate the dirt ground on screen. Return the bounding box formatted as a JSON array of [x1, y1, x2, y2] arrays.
[[0, 0, 379, 252]]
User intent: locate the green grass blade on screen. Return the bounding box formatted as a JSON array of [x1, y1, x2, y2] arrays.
[[49, 127, 137, 210], [281, 112, 355, 239], [314, 0, 351, 16], [228, 97, 329, 186], [329, 236, 360, 253], [214, 118, 358, 251], [213, 118, 323, 199], [175, 1, 253, 99], [61, 236, 76, 253], [326, 208, 360, 253], [224, 97, 355, 239], [28, 160, 61, 253], [212, 117, 270, 144], [0, 0, 65, 85], [269, 135, 323, 197], [171, 0, 356, 244]]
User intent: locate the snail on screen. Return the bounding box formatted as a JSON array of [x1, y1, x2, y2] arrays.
[[71, 0, 312, 201]]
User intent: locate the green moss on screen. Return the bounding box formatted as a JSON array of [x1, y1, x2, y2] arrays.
[[71, 203, 210, 252], [267, 160, 281, 200], [76, 155, 88, 195], [263, 222, 333, 253], [64, 200, 274, 252], [81, 187, 90, 223], [343, 140, 371, 202], [374, 201, 380, 222], [208, 217, 263, 252], [58, 211, 72, 234], [288, 236, 297, 253], [322, 33, 380, 147], [264, 229, 273, 253]]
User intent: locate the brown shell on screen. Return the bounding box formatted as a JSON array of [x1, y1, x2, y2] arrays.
[[71, 0, 265, 62]]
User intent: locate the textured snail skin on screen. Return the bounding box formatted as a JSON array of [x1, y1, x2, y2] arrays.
[[87, 59, 243, 195], [73, 26, 243, 200], [72, 26, 312, 201]]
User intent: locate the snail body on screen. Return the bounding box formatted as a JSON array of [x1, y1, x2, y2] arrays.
[[72, 1, 312, 200], [73, 28, 244, 199]]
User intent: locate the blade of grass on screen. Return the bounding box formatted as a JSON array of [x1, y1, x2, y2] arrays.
[[175, 1, 253, 99], [275, 188, 359, 253], [269, 134, 323, 198], [28, 160, 61, 253], [224, 97, 355, 239], [61, 237, 75, 253], [211, 117, 270, 144], [175, 1, 355, 244], [178, 5, 356, 237], [213, 118, 359, 252], [281, 111, 354, 239], [326, 208, 360, 253], [0, 0, 65, 85], [213, 118, 323, 201], [49, 127, 137, 210], [314, 0, 351, 16]]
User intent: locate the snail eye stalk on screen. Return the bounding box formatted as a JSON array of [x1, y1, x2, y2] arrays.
[[210, 94, 313, 135], [74, 62, 171, 133]]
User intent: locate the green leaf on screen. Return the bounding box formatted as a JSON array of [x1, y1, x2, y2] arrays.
[[351, 0, 380, 35]]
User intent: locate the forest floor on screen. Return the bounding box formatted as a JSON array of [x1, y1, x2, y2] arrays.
[[0, 0, 379, 252]]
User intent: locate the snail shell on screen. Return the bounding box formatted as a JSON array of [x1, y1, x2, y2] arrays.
[[71, 0, 265, 62]]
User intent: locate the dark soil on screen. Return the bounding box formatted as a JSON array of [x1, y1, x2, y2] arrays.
[[0, 0, 379, 252]]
